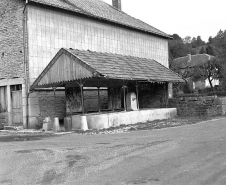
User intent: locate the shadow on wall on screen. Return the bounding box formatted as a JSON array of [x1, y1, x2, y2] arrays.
[[139, 83, 168, 109]]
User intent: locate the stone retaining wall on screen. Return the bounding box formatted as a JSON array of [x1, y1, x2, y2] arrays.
[[168, 96, 226, 116]]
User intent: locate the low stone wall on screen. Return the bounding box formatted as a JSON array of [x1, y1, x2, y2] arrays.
[[71, 108, 177, 130], [168, 96, 226, 116], [219, 97, 226, 115]]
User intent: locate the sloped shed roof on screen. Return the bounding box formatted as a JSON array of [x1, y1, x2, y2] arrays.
[[31, 48, 184, 89], [28, 0, 171, 39], [172, 54, 215, 69]]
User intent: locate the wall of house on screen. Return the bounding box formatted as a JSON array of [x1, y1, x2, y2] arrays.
[[27, 5, 169, 85], [0, 0, 27, 127], [0, 0, 24, 79]]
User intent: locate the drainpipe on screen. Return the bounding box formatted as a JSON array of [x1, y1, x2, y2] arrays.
[[53, 87, 57, 117], [23, 0, 29, 128]]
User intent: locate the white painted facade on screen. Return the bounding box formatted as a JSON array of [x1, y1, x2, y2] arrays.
[[27, 5, 169, 84]]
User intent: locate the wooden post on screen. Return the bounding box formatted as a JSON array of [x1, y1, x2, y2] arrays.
[[98, 87, 101, 113], [75, 80, 86, 115], [136, 81, 139, 110], [112, 88, 115, 111], [80, 84, 85, 115], [97, 78, 101, 113], [168, 83, 173, 98], [7, 85, 13, 126], [165, 83, 168, 108], [123, 85, 126, 111], [53, 87, 57, 117]]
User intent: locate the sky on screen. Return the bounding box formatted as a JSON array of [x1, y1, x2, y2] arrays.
[[102, 0, 226, 42]]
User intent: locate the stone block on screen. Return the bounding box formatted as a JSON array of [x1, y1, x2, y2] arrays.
[[28, 97, 39, 105], [29, 117, 38, 129], [29, 104, 40, 117], [29, 92, 38, 98], [86, 113, 109, 129]]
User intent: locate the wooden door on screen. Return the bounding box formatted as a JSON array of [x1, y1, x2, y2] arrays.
[[12, 90, 23, 125]]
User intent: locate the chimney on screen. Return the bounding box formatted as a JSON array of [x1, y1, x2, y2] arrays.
[[112, 0, 121, 11], [188, 54, 191, 62]]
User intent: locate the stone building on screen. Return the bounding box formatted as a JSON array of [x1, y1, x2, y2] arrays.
[[0, 0, 183, 128]]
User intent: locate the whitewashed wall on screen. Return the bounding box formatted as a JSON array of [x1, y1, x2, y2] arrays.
[[27, 5, 169, 84]]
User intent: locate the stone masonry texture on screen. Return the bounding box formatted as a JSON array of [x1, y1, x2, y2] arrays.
[[139, 83, 168, 109], [37, 90, 66, 125], [0, 0, 24, 78], [168, 96, 226, 116]]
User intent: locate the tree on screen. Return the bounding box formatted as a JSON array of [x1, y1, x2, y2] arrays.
[[211, 30, 226, 84], [191, 58, 219, 89], [183, 36, 192, 44], [169, 34, 197, 68], [206, 45, 215, 56], [208, 36, 213, 44], [171, 34, 182, 40], [191, 37, 198, 48], [196, 36, 205, 46], [199, 46, 206, 54]]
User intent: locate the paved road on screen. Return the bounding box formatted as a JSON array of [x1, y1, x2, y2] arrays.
[[0, 118, 226, 185]]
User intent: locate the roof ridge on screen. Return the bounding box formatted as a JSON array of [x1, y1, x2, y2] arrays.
[[173, 55, 189, 61], [69, 48, 158, 61], [173, 53, 215, 61]]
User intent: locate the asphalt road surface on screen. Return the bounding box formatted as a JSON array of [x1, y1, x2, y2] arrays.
[[0, 118, 226, 185]]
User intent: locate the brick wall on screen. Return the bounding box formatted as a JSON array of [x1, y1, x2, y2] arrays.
[[168, 96, 226, 116], [37, 90, 66, 123], [0, 0, 24, 79]]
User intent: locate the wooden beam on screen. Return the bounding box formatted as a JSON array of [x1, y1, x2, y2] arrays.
[[136, 81, 139, 110], [123, 85, 127, 111]]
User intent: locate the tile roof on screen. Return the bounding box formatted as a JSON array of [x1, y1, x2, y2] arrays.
[[28, 0, 171, 39], [172, 54, 214, 69], [31, 48, 184, 89], [68, 49, 183, 81]]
